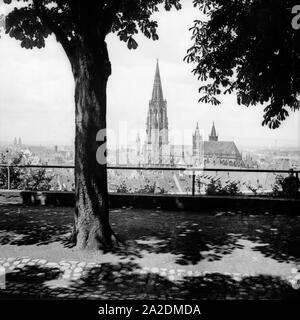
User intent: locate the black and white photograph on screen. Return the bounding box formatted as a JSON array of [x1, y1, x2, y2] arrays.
[[0, 0, 299, 317]]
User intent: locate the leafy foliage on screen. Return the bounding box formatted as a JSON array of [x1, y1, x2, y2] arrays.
[[186, 0, 300, 128], [0, 150, 53, 191], [206, 178, 241, 196], [115, 178, 166, 194], [135, 179, 157, 194], [270, 173, 300, 198], [270, 174, 284, 198], [2, 0, 181, 56], [116, 180, 131, 193]]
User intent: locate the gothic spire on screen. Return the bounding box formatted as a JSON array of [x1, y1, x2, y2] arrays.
[[209, 121, 218, 141], [211, 122, 216, 136], [151, 59, 164, 102], [194, 122, 200, 138]]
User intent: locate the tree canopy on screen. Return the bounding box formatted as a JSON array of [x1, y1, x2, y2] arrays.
[[3, 0, 181, 58], [186, 0, 300, 128]]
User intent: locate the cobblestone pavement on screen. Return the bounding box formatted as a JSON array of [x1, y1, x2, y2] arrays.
[[1, 257, 299, 300]]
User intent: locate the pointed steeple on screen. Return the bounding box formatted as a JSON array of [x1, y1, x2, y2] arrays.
[[195, 122, 200, 135], [151, 59, 164, 102], [209, 121, 218, 141], [194, 122, 201, 139]]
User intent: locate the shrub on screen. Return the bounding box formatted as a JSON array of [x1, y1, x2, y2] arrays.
[[116, 180, 130, 193], [136, 181, 156, 194], [222, 181, 241, 196], [270, 175, 284, 198], [206, 179, 241, 196], [0, 151, 53, 191], [206, 179, 222, 195], [271, 173, 300, 198]]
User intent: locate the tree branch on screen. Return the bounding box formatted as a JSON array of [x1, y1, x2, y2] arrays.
[[101, 0, 122, 36], [32, 0, 74, 58]]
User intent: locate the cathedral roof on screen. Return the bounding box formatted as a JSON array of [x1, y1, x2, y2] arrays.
[[151, 60, 164, 102], [204, 141, 241, 158]]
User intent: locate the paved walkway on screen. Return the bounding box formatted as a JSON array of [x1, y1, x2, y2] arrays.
[[1, 256, 299, 299]]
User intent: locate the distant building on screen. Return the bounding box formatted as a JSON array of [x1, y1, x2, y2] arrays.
[[243, 153, 257, 168], [13, 137, 23, 149]]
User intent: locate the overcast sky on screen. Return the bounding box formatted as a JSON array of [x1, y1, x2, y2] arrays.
[[0, 1, 299, 149]]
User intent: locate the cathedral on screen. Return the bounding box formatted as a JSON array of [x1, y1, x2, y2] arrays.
[[141, 61, 243, 167]]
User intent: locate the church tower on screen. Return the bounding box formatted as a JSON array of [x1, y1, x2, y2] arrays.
[[145, 60, 169, 164], [192, 122, 204, 165], [209, 122, 218, 142]]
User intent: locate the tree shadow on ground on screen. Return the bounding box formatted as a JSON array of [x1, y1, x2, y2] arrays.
[[118, 228, 244, 265], [1, 264, 63, 299], [1, 262, 299, 300], [179, 273, 300, 300], [248, 222, 300, 263], [0, 205, 74, 246], [112, 210, 300, 265], [1, 205, 300, 266], [6, 265, 62, 284]]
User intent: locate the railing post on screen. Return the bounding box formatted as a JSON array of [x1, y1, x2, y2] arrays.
[[7, 166, 10, 190], [296, 172, 299, 199], [192, 171, 195, 196]]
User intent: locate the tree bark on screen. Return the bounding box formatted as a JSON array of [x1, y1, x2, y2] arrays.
[[69, 39, 114, 250]]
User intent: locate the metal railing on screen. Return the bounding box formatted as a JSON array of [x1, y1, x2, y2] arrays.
[[0, 164, 299, 197]]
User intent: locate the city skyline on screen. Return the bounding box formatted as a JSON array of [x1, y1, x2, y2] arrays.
[[0, 2, 299, 149]]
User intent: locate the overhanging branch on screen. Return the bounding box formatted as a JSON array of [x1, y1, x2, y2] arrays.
[[32, 0, 74, 58], [101, 0, 122, 36]]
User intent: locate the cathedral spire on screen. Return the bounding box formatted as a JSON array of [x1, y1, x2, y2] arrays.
[[151, 59, 164, 102], [209, 121, 218, 141]]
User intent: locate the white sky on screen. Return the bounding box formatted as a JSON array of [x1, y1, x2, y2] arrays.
[[0, 1, 299, 149]]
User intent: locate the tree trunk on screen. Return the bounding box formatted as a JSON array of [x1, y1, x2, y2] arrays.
[[70, 40, 114, 250]]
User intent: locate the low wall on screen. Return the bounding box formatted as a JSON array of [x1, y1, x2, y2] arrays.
[[0, 190, 299, 215]]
